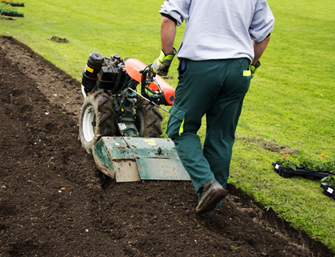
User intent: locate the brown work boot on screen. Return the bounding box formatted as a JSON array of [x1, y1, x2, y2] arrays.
[[196, 180, 227, 214]]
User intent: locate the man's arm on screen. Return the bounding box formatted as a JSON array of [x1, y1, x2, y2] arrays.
[[161, 16, 177, 55], [252, 35, 271, 65], [152, 16, 177, 76]]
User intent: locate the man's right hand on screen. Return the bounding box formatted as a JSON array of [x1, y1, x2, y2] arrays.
[[152, 48, 177, 76], [249, 61, 261, 78]]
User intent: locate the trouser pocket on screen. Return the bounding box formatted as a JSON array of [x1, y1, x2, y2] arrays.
[[166, 105, 186, 139]]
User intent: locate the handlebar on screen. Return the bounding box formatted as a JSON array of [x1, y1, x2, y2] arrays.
[[138, 65, 167, 105]]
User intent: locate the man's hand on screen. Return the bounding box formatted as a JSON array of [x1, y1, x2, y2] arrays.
[[152, 48, 177, 76], [249, 61, 261, 78]]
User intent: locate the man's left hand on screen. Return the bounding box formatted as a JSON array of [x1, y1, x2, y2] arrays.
[[152, 48, 177, 76]]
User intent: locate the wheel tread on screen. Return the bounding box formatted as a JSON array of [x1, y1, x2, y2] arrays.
[[79, 91, 116, 154], [136, 96, 163, 138]]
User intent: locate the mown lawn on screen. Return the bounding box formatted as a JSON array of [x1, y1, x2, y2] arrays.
[[1, 0, 334, 251]]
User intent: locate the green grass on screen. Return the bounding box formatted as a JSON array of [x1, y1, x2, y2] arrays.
[[1, 0, 335, 251]]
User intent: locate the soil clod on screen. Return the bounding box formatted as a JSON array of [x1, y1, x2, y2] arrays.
[[50, 36, 69, 43]]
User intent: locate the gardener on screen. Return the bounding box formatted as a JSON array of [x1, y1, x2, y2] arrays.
[[152, 0, 275, 214]]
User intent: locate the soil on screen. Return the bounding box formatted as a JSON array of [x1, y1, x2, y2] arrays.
[[0, 17, 15, 21], [0, 36, 334, 257]]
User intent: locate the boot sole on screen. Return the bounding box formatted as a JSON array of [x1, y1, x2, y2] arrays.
[[196, 187, 227, 214]]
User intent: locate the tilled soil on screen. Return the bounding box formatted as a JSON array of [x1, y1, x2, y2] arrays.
[[0, 36, 334, 257]]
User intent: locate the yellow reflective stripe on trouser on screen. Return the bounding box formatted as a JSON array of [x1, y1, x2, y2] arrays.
[[178, 117, 185, 136]]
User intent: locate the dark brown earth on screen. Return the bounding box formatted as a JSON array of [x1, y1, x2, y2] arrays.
[[0, 36, 334, 257]]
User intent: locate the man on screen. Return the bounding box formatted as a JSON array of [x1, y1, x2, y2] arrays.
[[152, 0, 274, 214]]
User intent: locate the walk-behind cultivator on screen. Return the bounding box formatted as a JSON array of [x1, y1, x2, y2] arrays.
[[79, 52, 189, 182]]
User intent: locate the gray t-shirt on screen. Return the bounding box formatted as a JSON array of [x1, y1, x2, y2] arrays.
[[159, 0, 275, 62]]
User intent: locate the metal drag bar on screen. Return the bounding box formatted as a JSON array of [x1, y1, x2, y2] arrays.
[[128, 88, 169, 113]]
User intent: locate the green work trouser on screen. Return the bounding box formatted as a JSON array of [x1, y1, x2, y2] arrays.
[[166, 58, 251, 193]]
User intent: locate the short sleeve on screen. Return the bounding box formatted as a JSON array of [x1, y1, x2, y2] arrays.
[[249, 0, 275, 42], [159, 0, 192, 26]]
